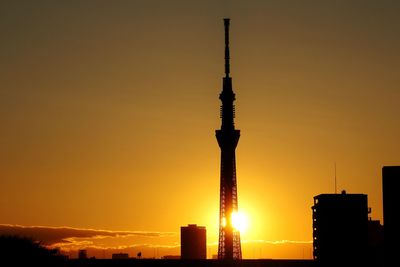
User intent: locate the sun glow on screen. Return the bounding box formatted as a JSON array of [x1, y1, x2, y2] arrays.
[[232, 211, 249, 233], [220, 212, 249, 233]]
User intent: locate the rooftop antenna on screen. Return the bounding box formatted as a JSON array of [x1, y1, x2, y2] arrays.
[[334, 162, 337, 194]]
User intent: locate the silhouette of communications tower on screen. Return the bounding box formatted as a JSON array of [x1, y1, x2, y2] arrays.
[[216, 18, 242, 260]]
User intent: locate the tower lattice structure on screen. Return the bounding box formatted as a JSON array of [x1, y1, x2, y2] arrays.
[[216, 18, 242, 260]]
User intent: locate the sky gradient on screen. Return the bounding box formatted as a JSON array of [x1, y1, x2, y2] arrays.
[[1, 0, 399, 259]]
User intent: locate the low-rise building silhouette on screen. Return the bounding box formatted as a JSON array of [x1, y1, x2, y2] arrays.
[[382, 166, 399, 267], [312, 191, 368, 266], [180, 224, 206, 259], [162, 255, 181, 259], [111, 253, 129, 259]]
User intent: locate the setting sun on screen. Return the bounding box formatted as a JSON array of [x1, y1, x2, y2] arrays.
[[232, 211, 249, 233]]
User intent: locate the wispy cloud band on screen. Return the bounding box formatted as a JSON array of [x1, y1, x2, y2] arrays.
[[0, 224, 176, 245]]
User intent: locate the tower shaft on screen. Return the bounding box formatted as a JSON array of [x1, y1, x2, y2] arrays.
[[216, 18, 242, 260]]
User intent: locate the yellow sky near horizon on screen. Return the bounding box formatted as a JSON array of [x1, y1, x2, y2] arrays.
[[1, 0, 400, 259]]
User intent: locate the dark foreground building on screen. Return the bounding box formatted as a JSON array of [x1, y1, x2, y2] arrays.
[[312, 191, 368, 266], [382, 166, 400, 266], [180, 224, 206, 259]]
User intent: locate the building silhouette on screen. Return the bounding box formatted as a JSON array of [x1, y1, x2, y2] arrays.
[[312, 191, 368, 266], [180, 224, 206, 259], [111, 253, 129, 259], [78, 249, 87, 260], [382, 166, 399, 266], [162, 255, 181, 259], [367, 219, 384, 267], [216, 18, 242, 260]]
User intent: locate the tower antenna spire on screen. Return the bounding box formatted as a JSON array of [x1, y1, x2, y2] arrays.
[[224, 18, 230, 77], [217, 18, 242, 260]]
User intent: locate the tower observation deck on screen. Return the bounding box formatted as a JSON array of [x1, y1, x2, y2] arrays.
[[216, 18, 242, 260]]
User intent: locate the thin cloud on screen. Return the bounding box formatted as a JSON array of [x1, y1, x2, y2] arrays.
[[73, 243, 181, 250], [0, 224, 176, 245], [51, 238, 180, 250]]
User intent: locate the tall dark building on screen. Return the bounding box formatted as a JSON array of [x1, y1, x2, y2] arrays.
[[180, 224, 206, 259], [382, 166, 400, 266], [312, 191, 368, 266], [216, 18, 242, 260], [367, 219, 384, 266]]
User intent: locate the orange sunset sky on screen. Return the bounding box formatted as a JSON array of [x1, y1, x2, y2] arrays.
[[1, 0, 400, 259]]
